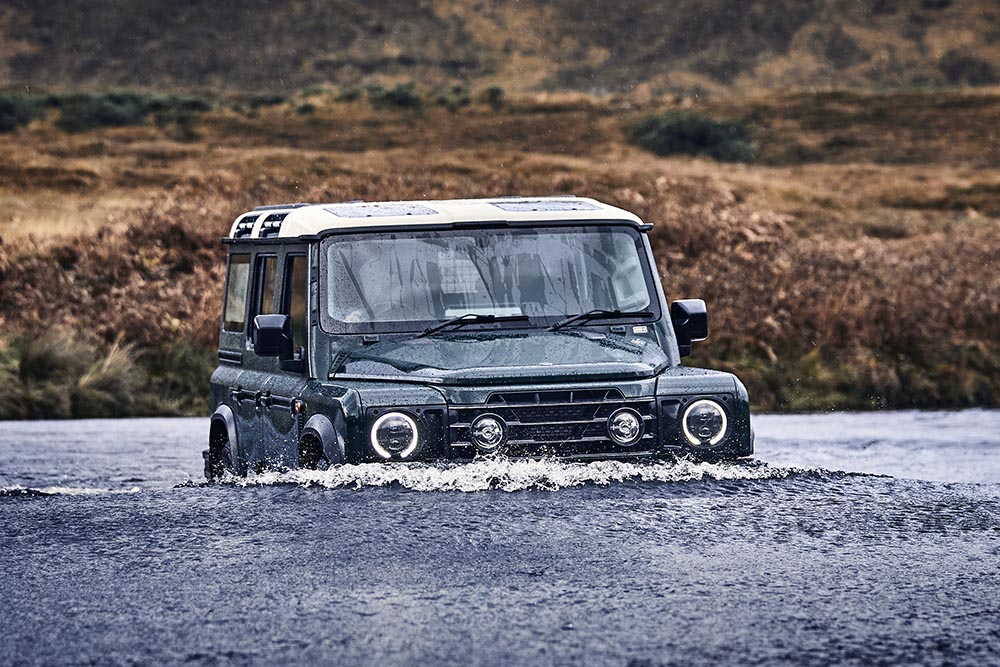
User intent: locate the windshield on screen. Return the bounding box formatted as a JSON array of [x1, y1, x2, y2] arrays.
[[320, 225, 658, 333]]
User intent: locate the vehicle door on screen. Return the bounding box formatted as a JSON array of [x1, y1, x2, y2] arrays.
[[232, 249, 282, 470], [260, 247, 313, 467], [217, 251, 253, 471]]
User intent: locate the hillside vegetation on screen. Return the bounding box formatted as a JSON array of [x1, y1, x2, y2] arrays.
[[2, 0, 1000, 95], [0, 89, 998, 417]]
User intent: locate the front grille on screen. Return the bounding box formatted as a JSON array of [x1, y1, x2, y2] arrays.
[[449, 388, 657, 457]]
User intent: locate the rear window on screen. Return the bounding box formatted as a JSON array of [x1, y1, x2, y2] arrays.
[[223, 254, 251, 332]]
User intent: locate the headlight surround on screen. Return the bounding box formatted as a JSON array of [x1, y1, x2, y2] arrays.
[[471, 414, 506, 453], [370, 411, 419, 459], [607, 408, 644, 446], [682, 399, 728, 446]]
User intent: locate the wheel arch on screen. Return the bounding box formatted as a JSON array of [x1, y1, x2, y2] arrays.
[[207, 404, 243, 478], [300, 412, 346, 467]]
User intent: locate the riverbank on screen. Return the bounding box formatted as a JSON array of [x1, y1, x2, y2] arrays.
[[0, 89, 997, 417]]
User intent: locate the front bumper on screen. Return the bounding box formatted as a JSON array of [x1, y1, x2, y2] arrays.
[[359, 388, 751, 462]]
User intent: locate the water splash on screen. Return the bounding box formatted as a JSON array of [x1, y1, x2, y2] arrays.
[[231, 458, 810, 493]]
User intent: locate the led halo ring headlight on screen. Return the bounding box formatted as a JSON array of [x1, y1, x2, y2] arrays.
[[682, 399, 728, 447], [607, 407, 644, 446], [370, 411, 419, 459], [471, 413, 507, 453]]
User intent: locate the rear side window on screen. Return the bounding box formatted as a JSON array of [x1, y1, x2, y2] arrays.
[[255, 255, 278, 316], [284, 255, 308, 356], [223, 254, 251, 332]]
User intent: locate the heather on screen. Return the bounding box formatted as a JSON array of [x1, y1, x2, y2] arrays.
[[0, 90, 997, 416]]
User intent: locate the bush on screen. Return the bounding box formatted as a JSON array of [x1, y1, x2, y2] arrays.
[[248, 94, 286, 109], [335, 85, 363, 102], [368, 83, 422, 110], [51, 91, 213, 133], [479, 86, 506, 111], [0, 93, 46, 133], [939, 51, 999, 86], [140, 344, 216, 415], [436, 84, 471, 113], [631, 111, 756, 163], [56, 92, 156, 132]]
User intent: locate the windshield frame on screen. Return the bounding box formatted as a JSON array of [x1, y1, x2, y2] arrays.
[[317, 221, 663, 335]]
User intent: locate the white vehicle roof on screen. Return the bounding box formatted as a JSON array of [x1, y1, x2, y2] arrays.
[[227, 196, 644, 240]]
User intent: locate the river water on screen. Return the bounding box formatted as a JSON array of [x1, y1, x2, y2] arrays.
[[2, 411, 999, 666]]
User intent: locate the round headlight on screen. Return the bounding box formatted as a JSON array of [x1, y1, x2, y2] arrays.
[[471, 414, 506, 453], [682, 399, 728, 446], [370, 412, 419, 459], [607, 408, 643, 446]]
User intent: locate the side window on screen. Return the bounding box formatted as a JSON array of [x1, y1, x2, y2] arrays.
[[254, 255, 278, 316], [223, 254, 251, 332], [283, 255, 309, 358]]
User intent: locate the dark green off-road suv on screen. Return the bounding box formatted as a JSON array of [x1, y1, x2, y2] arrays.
[[204, 196, 752, 478]]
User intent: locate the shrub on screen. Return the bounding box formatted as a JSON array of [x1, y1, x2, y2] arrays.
[[368, 83, 422, 110], [153, 94, 212, 114], [248, 94, 287, 109], [56, 92, 156, 132], [939, 51, 999, 86], [139, 343, 216, 415], [631, 111, 755, 162], [436, 84, 471, 113], [50, 92, 213, 134], [479, 86, 506, 111], [0, 93, 46, 133], [336, 85, 363, 102]]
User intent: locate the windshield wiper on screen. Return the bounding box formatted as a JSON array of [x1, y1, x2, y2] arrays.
[[548, 309, 655, 332], [418, 313, 530, 337]]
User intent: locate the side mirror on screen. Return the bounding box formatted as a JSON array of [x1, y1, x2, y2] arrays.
[[670, 299, 708, 357], [252, 314, 293, 359]]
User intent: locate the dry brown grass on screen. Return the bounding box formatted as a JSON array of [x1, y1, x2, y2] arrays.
[[0, 91, 998, 412]]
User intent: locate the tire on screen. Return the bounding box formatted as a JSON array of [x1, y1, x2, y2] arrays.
[[207, 420, 237, 480], [298, 434, 329, 470]]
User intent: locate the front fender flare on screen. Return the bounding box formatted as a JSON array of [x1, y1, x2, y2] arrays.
[[301, 412, 347, 466]]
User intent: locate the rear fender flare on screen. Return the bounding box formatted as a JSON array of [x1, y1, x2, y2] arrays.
[[208, 404, 244, 476]]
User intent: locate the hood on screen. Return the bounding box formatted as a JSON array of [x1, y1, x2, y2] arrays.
[[329, 331, 670, 385]]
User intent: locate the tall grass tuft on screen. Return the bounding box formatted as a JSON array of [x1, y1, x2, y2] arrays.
[[73, 338, 139, 418]]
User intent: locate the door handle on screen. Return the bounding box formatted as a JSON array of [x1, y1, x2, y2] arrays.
[[230, 387, 258, 404]]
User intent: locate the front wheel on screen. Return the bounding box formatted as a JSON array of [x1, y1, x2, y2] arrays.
[[298, 434, 330, 470], [206, 421, 238, 480]]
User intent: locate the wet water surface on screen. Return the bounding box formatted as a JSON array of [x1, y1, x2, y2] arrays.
[[2, 411, 999, 666]]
